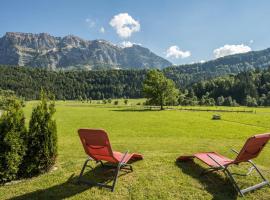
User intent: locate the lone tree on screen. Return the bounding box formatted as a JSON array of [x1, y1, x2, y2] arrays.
[[143, 70, 179, 110]]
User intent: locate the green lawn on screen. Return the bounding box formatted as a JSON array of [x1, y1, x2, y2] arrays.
[[1, 100, 270, 200]]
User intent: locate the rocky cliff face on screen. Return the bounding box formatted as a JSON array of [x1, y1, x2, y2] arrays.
[[0, 32, 172, 70]]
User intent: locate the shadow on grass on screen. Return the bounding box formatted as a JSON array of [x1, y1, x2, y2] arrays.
[[176, 161, 238, 200], [9, 163, 132, 200]]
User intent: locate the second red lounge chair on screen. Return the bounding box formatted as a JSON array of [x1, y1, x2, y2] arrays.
[[177, 133, 270, 196], [78, 128, 143, 191]]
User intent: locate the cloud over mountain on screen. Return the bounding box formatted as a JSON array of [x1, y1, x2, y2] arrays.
[[213, 44, 251, 58], [166, 46, 191, 59], [109, 13, 140, 38]]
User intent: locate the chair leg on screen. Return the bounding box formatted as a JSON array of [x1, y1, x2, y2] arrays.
[[121, 164, 133, 171], [248, 160, 269, 182], [78, 158, 132, 192], [224, 168, 244, 196], [111, 162, 122, 192], [78, 157, 92, 182], [224, 162, 270, 196]]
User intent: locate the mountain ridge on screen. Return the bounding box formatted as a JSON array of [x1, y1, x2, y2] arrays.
[[0, 32, 172, 70], [164, 47, 270, 87]]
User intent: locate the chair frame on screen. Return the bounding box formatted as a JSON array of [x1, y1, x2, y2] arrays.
[[77, 129, 142, 192], [200, 148, 270, 196], [78, 151, 133, 192]]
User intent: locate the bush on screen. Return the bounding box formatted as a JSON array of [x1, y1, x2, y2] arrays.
[[245, 95, 258, 107], [124, 99, 128, 105], [114, 100, 119, 105], [0, 99, 27, 183], [20, 91, 57, 177], [216, 96, 225, 106]]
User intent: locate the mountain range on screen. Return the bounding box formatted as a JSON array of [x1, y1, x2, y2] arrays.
[[0, 32, 172, 70], [1, 32, 270, 78]]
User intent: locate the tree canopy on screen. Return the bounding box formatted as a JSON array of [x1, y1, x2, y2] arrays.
[[143, 70, 179, 110]]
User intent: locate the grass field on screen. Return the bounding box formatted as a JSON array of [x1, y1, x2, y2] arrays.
[[1, 100, 270, 200]]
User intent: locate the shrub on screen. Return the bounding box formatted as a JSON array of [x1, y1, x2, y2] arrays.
[[124, 99, 128, 105], [217, 96, 225, 106], [223, 96, 233, 106], [108, 98, 112, 103], [0, 99, 27, 183], [114, 100, 119, 105], [20, 91, 57, 177], [245, 95, 258, 107]]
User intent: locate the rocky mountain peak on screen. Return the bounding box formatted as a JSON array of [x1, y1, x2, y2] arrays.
[[0, 32, 172, 70]]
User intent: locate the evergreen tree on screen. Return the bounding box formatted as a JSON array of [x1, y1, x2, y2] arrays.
[[0, 98, 27, 182], [21, 91, 57, 177]]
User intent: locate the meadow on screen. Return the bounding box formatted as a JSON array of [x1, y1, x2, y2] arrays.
[[0, 100, 270, 200]]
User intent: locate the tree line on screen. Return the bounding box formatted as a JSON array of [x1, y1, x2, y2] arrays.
[[0, 65, 270, 106], [190, 68, 270, 106], [0, 65, 146, 100]]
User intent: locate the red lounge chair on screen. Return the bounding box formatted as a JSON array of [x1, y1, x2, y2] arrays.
[[78, 128, 143, 191], [177, 133, 270, 196]]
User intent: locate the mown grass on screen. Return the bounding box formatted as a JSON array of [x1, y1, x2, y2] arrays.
[[1, 100, 270, 200]]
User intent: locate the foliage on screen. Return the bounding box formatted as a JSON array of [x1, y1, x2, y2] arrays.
[[164, 48, 270, 87], [192, 68, 270, 106], [20, 91, 57, 177], [143, 70, 179, 110], [1, 65, 270, 107], [0, 98, 27, 183], [0, 89, 24, 110], [0, 66, 146, 100], [124, 99, 128, 105]]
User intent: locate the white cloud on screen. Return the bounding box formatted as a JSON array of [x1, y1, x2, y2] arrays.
[[165, 45, 191, 59], [120, 41, 141, 48], [85, 18, 95, 28], [200, 60, 206, 63], [109, 13, 140, 38], [100, 27, 105, 33], [249, 40, 254, 44], [213, 44, 251, 58]]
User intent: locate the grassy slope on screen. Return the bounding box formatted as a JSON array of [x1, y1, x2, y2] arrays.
[[1, 100, 270, 200]]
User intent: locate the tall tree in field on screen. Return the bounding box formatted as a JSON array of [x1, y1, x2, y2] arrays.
[[143, 70, 179, 110]]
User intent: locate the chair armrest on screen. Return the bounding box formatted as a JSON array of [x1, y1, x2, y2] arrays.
[[207, 154, 224, 168], [119, 151, 129, 164], [231, 149, 239, 154]]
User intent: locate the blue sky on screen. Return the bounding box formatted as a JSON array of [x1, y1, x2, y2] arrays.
[[1, 0, 270, 64]]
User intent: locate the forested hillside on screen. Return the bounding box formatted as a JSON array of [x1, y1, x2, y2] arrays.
[[190, 68, 270, 106], [0, 65, 146, 100], [164, 48, 270, 86], [0, 65, 270, 106]]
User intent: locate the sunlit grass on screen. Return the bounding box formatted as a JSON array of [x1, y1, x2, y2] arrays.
[[1, 100, 270, 199]]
